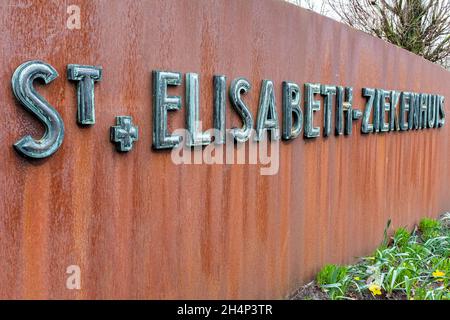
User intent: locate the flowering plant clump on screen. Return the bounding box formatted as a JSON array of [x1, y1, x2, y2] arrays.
[[313, 214, 450, 300]]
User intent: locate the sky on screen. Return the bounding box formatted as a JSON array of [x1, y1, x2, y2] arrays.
[[285, 0, 342, 21]]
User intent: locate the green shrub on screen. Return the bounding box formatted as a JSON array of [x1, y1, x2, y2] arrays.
[[393, 227, 411, 247], [419, 218, 441, 241]]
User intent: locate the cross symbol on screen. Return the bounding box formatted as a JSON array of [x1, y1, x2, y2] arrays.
[[110, 116, 138, 152]]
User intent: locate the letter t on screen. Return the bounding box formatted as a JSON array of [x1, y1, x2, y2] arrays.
[[67, 64, 102, 125]]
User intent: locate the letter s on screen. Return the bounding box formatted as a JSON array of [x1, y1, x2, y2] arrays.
[[229, 77, 253, 143], [12, 60, 64, 158]]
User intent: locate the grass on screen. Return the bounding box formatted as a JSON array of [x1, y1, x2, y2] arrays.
[[316, 264, 349, 300], [312, 214, 450, 300]]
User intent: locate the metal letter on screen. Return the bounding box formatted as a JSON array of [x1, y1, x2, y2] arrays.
[[304, 83, 321, 138], [419, 93, 428, 129], [409, 93, 421, 130], [213, 75, 226, 145], [379, 90, 390, 132], [438, 95, 445, 127], [344, 87, 353, 135], [67, 64, 102, 125], [373, 89, 381, 132], [336, 86, 353, 135], [362, 88, 375, 134], [321, 85, 336, 137], [185, 73, 211, 147], [282, 81, 302, 140], [389, 90, 400, 131], [152, 70, 182, 149], [12, 60, 64, 158], [427, 94, 436, 128], [399, 92, 411, 131], [229, 77, 253, 143], [255, 80, 279, 141]]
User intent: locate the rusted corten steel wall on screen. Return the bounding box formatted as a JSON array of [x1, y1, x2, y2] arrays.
[[1, 0, 449, 299]]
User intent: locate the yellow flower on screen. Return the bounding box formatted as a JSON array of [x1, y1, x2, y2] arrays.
[[368, 284, 382, 296], [354, 277, 360, 281], [432, 270, 445, 278]]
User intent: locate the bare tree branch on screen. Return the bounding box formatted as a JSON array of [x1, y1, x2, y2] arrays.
[[328, 0, 450, 68]]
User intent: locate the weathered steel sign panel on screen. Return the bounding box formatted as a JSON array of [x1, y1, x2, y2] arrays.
[[0, 0, 450, 299]]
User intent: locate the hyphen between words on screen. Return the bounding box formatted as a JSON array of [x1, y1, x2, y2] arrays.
[[12, 61, 445, 174]]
